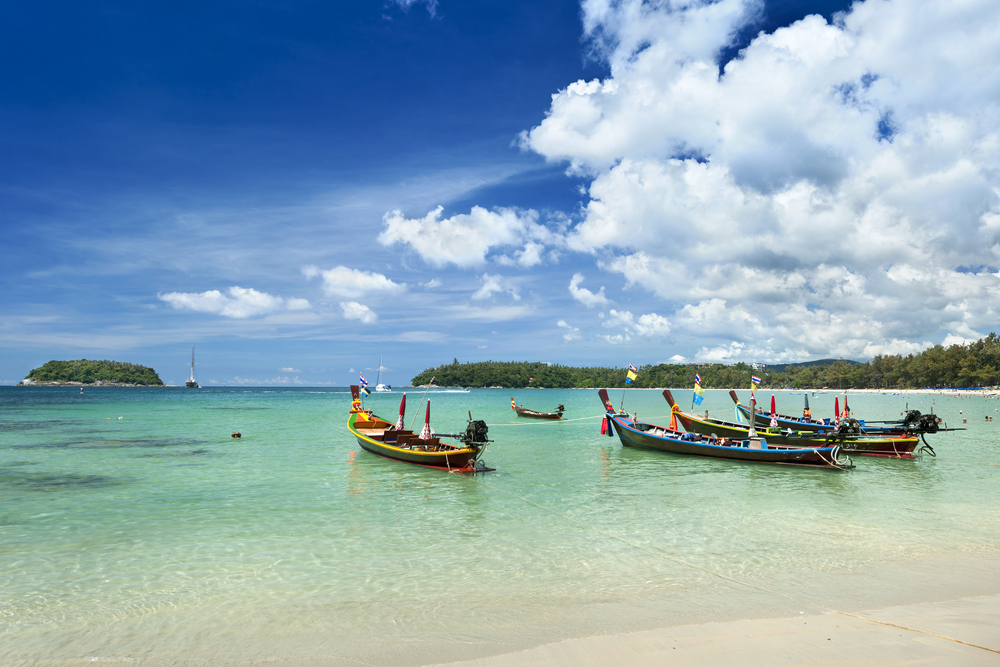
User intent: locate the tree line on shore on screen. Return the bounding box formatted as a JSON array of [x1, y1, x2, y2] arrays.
[[25, 359, 164, 385], [411, 333, 1000, 389]]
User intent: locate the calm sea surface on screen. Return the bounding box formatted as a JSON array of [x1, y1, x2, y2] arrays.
[[2, 386, 999, 665]]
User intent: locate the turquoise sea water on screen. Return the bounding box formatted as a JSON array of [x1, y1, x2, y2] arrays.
[[2, 386, 1000, 666]]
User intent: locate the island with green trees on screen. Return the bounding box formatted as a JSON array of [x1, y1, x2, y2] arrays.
[[411, 333, 1000, 390], [18, 359, 165, 386]]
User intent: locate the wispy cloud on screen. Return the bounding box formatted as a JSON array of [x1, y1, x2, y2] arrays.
[[557, 319, 581, 340]]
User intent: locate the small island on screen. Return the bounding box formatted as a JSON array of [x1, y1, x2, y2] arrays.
[[18, 359, 165, 387]]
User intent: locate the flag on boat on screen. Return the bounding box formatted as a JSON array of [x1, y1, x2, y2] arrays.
[[359, 374, 368, 387], [692, 382, 704, 406], [695, 373, 702, 385], [629, 363, 638, 372], [751, 374, 761, 390], [626, 370, 637, 384]]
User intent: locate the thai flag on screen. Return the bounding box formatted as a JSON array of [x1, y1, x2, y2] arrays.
[[359, 374, 368, 387], [751, 375, 761, 386], [629, 363, 637, 372], [695, 373, 702, 385]]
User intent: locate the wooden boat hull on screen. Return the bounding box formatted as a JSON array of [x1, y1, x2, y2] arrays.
[[728, 390, 907, 436], [608, 414, 849, 468], [672, 391, 918, 457], [348, 411, 479, 470], [512, 406, 563, 420]]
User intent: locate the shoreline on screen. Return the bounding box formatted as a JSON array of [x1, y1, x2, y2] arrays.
[[15, 379, 165, 387], [433, 592, 1000, 666]]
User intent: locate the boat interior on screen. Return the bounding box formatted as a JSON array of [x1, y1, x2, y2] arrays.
[[353, 419, 456, 452]]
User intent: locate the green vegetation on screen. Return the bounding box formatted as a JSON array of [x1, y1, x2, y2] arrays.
[[25, 359, 164, 385], [412, 333, 1000, 390]]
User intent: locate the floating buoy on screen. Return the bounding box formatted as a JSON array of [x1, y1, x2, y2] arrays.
[[231, 431, 242, 438]]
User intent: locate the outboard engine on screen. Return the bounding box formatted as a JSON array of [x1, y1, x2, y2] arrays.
[[902, 410, 941, 433], [916, 413, 941, 433], [901, 409, 923, 428], [838, 418, 862, 435], [463, 419, 490, 446]]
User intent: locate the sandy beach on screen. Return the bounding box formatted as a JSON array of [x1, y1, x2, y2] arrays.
[[435, 593, 1000, 666]]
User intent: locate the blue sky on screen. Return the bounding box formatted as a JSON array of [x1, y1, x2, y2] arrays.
[[3, 0, 999, 386]]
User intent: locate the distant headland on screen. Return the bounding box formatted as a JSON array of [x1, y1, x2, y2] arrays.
[[17, 359, 164, 387]]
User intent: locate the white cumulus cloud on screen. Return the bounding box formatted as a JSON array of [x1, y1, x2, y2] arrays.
[[472, 273, 521, 301], [568, 272, 611, 308], [603, 309, 671, 337], [303, 265, 405, 298], [340, 301, 377, 324], [516, 0, 1000, 361], [379, 205, 555, 268], [159, 286, 310, 319]]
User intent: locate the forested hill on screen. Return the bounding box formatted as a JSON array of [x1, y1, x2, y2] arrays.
[[411, 333, 1000, 389], [411, 360, 776, 389], [21, 359, 164, 386]]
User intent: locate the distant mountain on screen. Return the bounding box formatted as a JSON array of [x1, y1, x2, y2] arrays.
[[765, 359, 861, 373]]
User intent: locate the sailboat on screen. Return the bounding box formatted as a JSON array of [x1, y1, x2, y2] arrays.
[[185, 346, 199, 388], [375, 355, 391, 392]]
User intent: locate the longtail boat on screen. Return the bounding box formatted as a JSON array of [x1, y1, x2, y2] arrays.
[[666, 390, 922, 458], [728, 390, 944, 438], [347, 385, 493, 472], [511, 397, 564, 420], [597, 390, 852, 469]]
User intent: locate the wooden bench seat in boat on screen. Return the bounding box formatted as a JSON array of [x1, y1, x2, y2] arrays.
[[393, 433, 417, 447]]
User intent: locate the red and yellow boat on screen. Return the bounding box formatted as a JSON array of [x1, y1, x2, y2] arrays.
[[347, 385, 492, 472]]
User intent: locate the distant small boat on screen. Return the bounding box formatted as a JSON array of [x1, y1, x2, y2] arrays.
[[185, 346, 199, 388], [375, 355, 391, 392], [511, 397, 564, 420]]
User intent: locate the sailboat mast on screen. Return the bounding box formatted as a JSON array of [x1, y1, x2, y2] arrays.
[[190, 346, 196, 381]]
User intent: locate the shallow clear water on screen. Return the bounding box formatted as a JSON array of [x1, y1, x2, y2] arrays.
[[2, 386, 999, 665]]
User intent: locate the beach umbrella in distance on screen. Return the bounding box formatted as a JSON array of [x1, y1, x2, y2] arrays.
[[396, 393, 406, 430]]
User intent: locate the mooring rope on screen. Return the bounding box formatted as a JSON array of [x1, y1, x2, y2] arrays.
[[480, 479, 1000, 656]]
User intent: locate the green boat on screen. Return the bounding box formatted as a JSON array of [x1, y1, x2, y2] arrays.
[[663, 390, 921, 458]]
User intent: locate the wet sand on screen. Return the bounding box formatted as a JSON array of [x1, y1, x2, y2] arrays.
[[435, 594, 1000, 666]]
